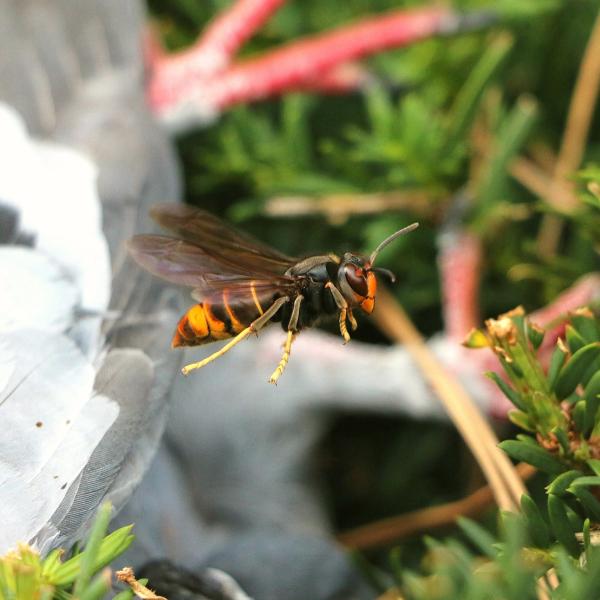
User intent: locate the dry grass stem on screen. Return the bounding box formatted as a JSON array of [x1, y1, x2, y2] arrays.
[[338, 464, 535, 550], [373, 287, 526, 512], [263, 190, 434, 224], [510, 157, 577, 208], [537, 10, 600, 256], [377, 589, 405, 600]]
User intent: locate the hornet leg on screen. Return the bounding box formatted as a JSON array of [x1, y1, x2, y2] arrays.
[[325, 282, 351, 343], [269, 294, 303, 384], [347, 309, 358, 331], [182, 296, 289, 376]]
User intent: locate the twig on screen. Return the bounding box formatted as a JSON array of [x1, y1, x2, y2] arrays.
[[148, 6, 496, 128], [338, 463, 535, 550], [153, 0, 286, 78], [116, 567, 166, 600], [438, 230, 482, 341], [206, 6, 450, 110], [287, 62, 374, 95], [377, 589, 405, 600], [509, 157, 550, 199], [537, 10, 600, 256], [263, 190, 434, 224], [372, 288, 526, 512]]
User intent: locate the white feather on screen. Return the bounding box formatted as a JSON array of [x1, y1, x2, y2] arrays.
[[0, 102, 110, 355], [0, 331, 118, 553], [0, 248, 79, 333]]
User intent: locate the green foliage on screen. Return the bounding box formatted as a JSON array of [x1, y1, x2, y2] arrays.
[[0, 504, 134, 600], [482, 307, 600, 467], [393, 305, 600, 598]]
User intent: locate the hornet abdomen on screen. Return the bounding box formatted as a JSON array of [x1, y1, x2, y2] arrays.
[[172, 287, 277, 347]]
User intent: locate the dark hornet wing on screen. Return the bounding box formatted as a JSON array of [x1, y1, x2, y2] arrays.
[[127, 233, 298, 285], [149, 203, 298, 275]]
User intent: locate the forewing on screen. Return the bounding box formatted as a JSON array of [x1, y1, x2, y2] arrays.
[[150, 203, 297, 274], [127, 235, 298, 292]]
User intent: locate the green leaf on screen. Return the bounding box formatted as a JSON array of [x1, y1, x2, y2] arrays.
[[587, 458, 600, 476], [113, 579, 148, 600], [584, 518, 592, 551], [474, 95, 538, 221], [552, 426, 570, 454], [486, 371, 525, 410], [516, 433, 540, 446], [584, 370, 600, 433], [566, 325, 587, 353], [548, 342, 569, 392], [554, 343, 600, 399], [445, 33, 513, 153], [571, 312, 600, 344], [41, 549, 63, 579], [508, 409, 535, 432], [582, 358, 600, 389], [527, 322, 545, 350], [73, 503, 112, 597], [364, 85, 395, 142], [498, 440, 566, 474], [15, 564, 36, 600], [457, 517, 496, 558], [570, 487, 600, 522], [567, 476, 600, 488], [573, 400, 586, 433], [79, 570, 111, 600], [547, 494, 580, 557], [547, 470, 584, 496], [112, 588, 136, 600], [520, 494, 551, 548], [52, 526, 134, 586]]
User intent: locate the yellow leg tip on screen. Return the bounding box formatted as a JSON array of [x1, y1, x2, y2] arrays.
[[181, 363, 198, 376]]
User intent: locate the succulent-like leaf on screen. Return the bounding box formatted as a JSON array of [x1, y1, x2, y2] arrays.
[[547, 494, 580, 557], [566, 325, 587, 353], [554, 343, 600, 399], [571, 311, 600, 344], [486, 371, 525, 409], [567, 476, 600, 489], [584, 370, 600, 434], [587, 458, 600, 476], [570, 487, 600, 522], [520, 495, 551, 548], [548, 342, 569, 392], [547, 470, 584, 496], [573, 400, 586, 433], [499, 440, 565, 474], [508, 409, 535, 431], [457, 517, 497, 558], [527, 322, 545, 350]]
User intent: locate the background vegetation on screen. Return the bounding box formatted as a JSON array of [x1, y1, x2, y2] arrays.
[[7, 1, 597, 597]]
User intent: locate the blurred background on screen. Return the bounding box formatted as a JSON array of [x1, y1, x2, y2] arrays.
[[1, 0, 599, 598]]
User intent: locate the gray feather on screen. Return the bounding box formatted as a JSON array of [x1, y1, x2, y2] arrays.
[[0, 330, 118, 552], [47, 349, 153, 543]]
